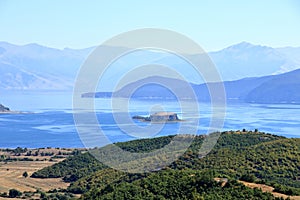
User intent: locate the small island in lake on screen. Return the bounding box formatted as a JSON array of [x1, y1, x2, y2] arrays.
[[132, 112, 182, 122]]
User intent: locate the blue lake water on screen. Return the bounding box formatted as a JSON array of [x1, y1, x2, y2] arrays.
[[0, 91, 299, 148]]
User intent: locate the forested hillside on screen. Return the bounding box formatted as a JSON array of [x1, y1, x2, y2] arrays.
[[32, 131, 300, 199]]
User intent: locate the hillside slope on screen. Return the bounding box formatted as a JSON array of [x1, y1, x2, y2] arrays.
[[32, 131, 300, 199]]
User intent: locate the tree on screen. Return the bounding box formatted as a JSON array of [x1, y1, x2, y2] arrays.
[[9, 189, 22, 198], [23, 171, 28, 178], [40, 192, 47, 199]]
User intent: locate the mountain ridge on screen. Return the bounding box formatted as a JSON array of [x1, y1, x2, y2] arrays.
[[1, 41, 300, 90], [83, 68, 300, 104]]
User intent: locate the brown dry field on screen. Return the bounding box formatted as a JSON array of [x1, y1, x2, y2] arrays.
[[0, 160, 69, 193], [0, 148, 74, 197]]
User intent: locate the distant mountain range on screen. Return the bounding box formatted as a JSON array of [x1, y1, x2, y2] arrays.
[[0, 42, 93, 90], [0, 41, 300, 91], [83, 68, 300, 104]]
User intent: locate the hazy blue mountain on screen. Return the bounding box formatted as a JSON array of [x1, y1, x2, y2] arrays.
[[275, 46, 300, 73], [81, 76, 195, 99], [85, 69, 300, 104], [1, 41, 299, 90], [0, 42, 93, 90], [245, 69, 300, 103], [149, 42, 300, 81], [83, 76, 260, 101], [209, 42, 300, 80]]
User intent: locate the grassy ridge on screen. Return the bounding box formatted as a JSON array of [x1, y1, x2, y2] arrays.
[[31, 150, 107, 182]]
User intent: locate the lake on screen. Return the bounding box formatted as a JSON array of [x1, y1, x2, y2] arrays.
[[0, 91, 299, 148]]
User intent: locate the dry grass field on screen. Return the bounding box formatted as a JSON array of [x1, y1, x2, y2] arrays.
[[0, 160, 69, 193], [0, 148, 74, 197]]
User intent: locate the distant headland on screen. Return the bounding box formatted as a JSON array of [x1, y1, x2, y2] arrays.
[[0, 104, 10, 113], [0, 104, 21, 114]]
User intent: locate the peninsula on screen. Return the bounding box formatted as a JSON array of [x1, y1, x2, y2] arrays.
[[0, 104, 10, 113], [0, 104, 21, 114]]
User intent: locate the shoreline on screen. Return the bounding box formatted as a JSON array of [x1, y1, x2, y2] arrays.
[[0, 111, 33, 114], [0, 131, 298, 149], [0, 131, 296, 150]]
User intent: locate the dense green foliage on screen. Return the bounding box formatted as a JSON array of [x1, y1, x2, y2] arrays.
[[172, 135, 300, 194], [31, 151, 107, 182], [115, 135, 174, 153], [31, 136, 176, 181], [33, 131, 300, 198], [80, 169, 281, 200]]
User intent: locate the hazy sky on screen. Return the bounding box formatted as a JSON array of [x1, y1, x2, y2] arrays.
[[0, 0, 299, 51]]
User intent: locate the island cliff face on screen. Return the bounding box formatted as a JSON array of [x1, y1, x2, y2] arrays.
[[132, 112, 181, 122], [0, 104, 10, 112]]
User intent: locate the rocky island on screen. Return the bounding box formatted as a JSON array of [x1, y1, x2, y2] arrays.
[[132, 112, 182, 122]]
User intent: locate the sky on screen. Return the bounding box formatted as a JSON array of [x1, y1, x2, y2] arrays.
[[0, 0, 299, 51]]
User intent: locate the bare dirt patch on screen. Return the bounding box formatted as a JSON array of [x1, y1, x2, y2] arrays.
[[239, 180, 300, 200]]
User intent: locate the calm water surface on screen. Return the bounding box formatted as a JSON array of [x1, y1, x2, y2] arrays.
[[0, 91, 299, 148]]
